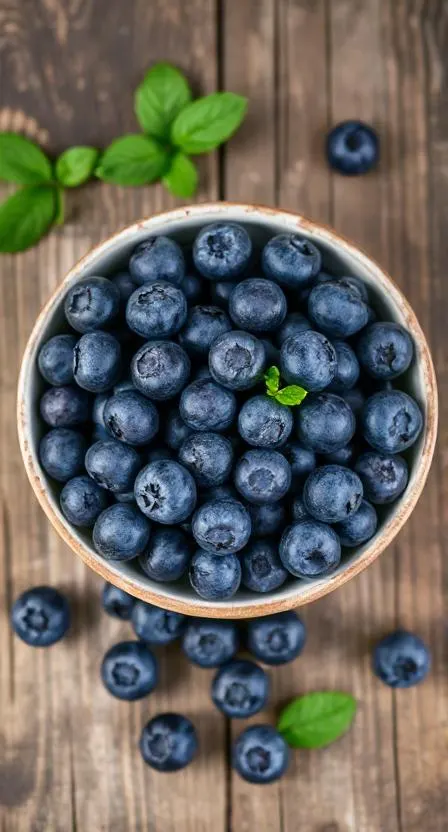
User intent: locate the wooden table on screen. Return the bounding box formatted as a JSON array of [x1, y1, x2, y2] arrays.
[[0, 2, 447, 830]]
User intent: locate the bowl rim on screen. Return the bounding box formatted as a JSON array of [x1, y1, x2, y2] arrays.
[[17, 201, 438, 618]]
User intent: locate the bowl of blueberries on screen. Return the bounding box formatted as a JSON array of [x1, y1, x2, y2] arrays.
[[17, 203, 437, 618]]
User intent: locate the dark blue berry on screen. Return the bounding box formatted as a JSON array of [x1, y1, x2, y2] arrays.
[[246, 611, 306, 665], [38, 334, 77, 386], [357, 322, 414, 380], [192, 499, 251, 554], [280, 330, 337, 391], [229, 278, 287, 332], [60, 475, 109, 525], [283, 442, 316, 486], [303, 464, 363, 523], [101, 640, 158, 700], [295, 392, 356, 454], [103, 390, 159, 446], [276, 312, 312, 347], [280, 519, 341, 577], [340, 386, 365, 417], [131, 340, 190, 401], [73, 331, 122, 393], [85, 439, 141, 493], [39, 428, 86, 482], [139, 527, 191, 582], [126, 281, 187, 338], [40, 385, 89, 428], [247, 502, 286, 538], [193, 222, 252, 281], [140, 713, 197, 771], [234, 449, 291, 504], [179, 432, 234, 487], [111, 271, 136, 302], [233, 725, 289, 784], [147, 446, 174, 463], [322, 441, 356, 467], [134, 460, 197, 524], [338, 275, 369, 302], [93, 503, 151, 561], [327, 120, 379, 175], [308, 281, 369, 337], [209, 331, 266, 391], [238, 395, 293, 448], [354, 451, 408, 504], [180, 273, 202, 303], [180, 378, 237, 432], [210, 280, 236, 306], [129, 236, 185, 286], [361, 390, 423, 453], [165, 409, 194, 450], [131, 601, 186, 645], [211, 659, 269, 718], [102, 583, 135, 620], [92, 392, 108, 427], [241, 540, 288, 593], [334, 499, 378, 547], [182, 619, 239, 668], [179, 305, 231, 356], [11, 586, 70, 647], [329, 340, 360, 392], [290, 495, 311, 522], [373, 630, 430, 688], [189, 550, 241, 600], [64, 276, 120, 333], [262, 234, 321, 288]]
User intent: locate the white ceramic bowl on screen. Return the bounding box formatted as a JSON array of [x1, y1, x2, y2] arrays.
[[18, 203, 438, 618]]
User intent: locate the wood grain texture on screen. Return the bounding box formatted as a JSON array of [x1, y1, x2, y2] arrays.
[[1, 1, 447, 830]]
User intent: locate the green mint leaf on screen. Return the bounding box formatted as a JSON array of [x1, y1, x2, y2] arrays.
[[0, 186, 56, 253], [55, 146, 99, 187], [162, 152, 198, 198], [0, 133, 52, 184], [135, 62, 192, 140], [274, 385, 308, 406], [95, 135, 170, 186], [171, 92, 247, 154], [278, 692, 357, 749], [264, 365, 280, 394], [54, 187, 65, 226]]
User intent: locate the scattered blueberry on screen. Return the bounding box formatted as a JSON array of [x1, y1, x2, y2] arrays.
[[131, 601, 186, 645], [126, 281, 187, 338], [212, 659, 269, 718], [139, 527, 192, 582], [246, 611, 306, 665], [340, 386, 365, 418], [93, 503, 151, 561], [229, 278, 287, 332], [361, 390, 423, 453], [276, 312, 312, 347], [180, 273, 202, 303], [238, 395, 293, 448], [39, 428, 87, 482], [103, 390, 159, 446], [40, 385, 89, 428], [295, 392, 356, 454], [357, 322, 414, 380], [327, 120, 379, 175], [102, 582, 135, 619], [134, 460, 197, 524], [85, 439, 141, 493], [131, 340, 190, 401], [247, 502, 286, 538], [241, 539, 288, 593], [193, 222, 252, 280], [280, 330, 337, 392], [38, 334, 77, 386], [322, 441, 356, 467], [192, 499, 251, 554], [235, 449, 291, 504], [189, 550, 241, 600], [64, 276, 120, 333], [290, 495, 311, 522], [129, 236, 185, 286], [140, 713, 197, 772], [182, 619, 239, 668], [329, 340, 360, 392], [334, 499, 378, 547], [283, 442, 316, 486], [262, 234, 321, 288], [180, 378, 237, 432], [101, 640, 158, 700], [165, 409, 194, 450], [60, 475, 109, 525], [209, 330, 266, 390], [179, 432, 234, 487], [73, 331, 122, 393], [303, 464, 363, 523], [92, 392, 108, 427], [308, 281, 370, 337], [373, 630, 430, 688], [210, 279, 236, 306], [233, 725, 289, 784], [11, 586, 70, 647], [355, 451, 409, 504], [111, 271, 136, 302], [179, 305, 231, 356]]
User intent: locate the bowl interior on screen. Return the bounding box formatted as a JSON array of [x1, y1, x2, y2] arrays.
[[19, 204, 436, 617]]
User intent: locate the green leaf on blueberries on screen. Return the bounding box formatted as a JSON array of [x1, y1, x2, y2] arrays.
[[278, 692, 357, 749], [275, 385, 308, 406], [0, 133, 52, 184], [96, 135, 170, 186], [162, 152, 198, 198], [171, 92, 247, 154], [135, 62, 192, 140], [56, 146, 99, 187], [264, 365, 280, 395], [0, 185, 56, 252]]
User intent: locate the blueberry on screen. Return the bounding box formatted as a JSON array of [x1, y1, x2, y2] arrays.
[[238, 395, 293, 448], [327, 120, 379, 175], [201, 484, 238, 503], [165, 409, 194, 449], [38, 334, 77, 386], [101, 640, 158, 700], [280, 518, 341, 577], [134, 460, 197, 524], [283, 442, 316, 486], [92, 392, 108, 427], [93, 504, 151, 561], [357, 322, 413, 380], [295, 392, 356, 453], [140, 713, 197, 772], [103, 390, 159, 446], [179, 432, 234, 487], [182, 619, 239, 668], [194, 365, 213, 380], [114, 491, 136, 504], [329, 340, 360, 392], [126, 281, 187, 338], [180, 273, 202, 303], [60, 475, 109, 525], [276, 312, 312, 347], [340, 386, 365, 418], [113, 378, 136, 394], [92, 424, 110, 442], [64, 276, 120, 333], [40, 385, 89, 428], [147, 446, 174, 463], [131, 601, 186, 645], [247, 502, 286, 538], [334, 499, 378, 547], [308, 281, 370, 337], [40, 428, 87, 482], [85, 439, 141, 493], [260, 338, 280, 366], [11, 586, 70, 647], [180, 378, 237, 432], [246, 611, 306, 665], [131, 340, 190, 401], [192, 499, 251, 554], [233, 725, 289, 784], [234, 449, 291, 504], [280, 330, 337, 391], [102, 583, 135, 620], [212, 659, 269, 718], [209, 331, 266, 391], [129, 236, 185, 286], [354, 452, 408, 504], [303, 464, 363, 523], [179, 305, 231, 356], [189, 550, 241, 600], [210, 280, 236, 306], [262, 234, 321, 288], [139, 527, 192, 582], [73, 331, 122, 393], [111, 271, 136, 302], [322, 441, 356, 467], [373, 630, 430, 688], [193, 222, 252, 281], [297, 269, 335, 303], [361, 390, 423, 453], [229, 278, 287, 332], [290, 495, 311, 522], [338, 275, 369, 302], [241, 540, 288, 593]]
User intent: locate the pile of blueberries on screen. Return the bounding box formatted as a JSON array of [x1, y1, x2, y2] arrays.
[[10, 582, 431, 783], [36, 218, 423, 602]]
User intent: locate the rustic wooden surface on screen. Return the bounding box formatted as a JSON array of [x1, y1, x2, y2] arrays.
[[0, 1, 447, 830]]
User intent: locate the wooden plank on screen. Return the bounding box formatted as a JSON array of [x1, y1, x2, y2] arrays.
[[0, 2, 224, 831]]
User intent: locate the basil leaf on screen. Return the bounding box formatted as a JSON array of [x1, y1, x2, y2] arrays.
[[0, 133, 52, 184], [56, 146, 98, 187], [95, 135, 170, 186], [171, 92, 247, 154], [264, 365, 280, 394], [135, 62, 192, 139], [0, 186, 56, 253], [275, 385, 308, 406], [278, 692, 357, 749], [162, 152, 198, 198]]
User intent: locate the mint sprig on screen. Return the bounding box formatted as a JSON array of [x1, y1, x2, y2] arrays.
[[278, 691, 357, 749], [264, 365, 308, 407]]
